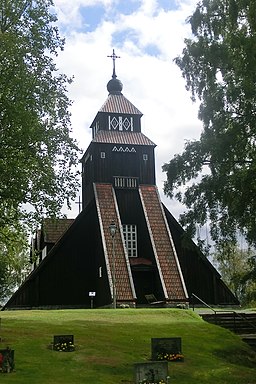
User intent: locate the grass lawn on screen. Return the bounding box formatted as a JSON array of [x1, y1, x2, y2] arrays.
[[0, 308, 255, 383]]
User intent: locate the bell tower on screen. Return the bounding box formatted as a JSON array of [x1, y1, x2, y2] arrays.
[[81, 50, 156, 209]]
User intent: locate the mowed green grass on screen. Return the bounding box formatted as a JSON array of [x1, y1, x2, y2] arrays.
[[0, 308, 255, 384]]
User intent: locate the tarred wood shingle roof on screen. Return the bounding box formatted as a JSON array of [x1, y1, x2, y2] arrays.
[[42, 219, 75, 244], [94, 182, 136, 302], [92, 130, 156, 146], [99, 93, 142, 115], [139, 185, 188, 302]]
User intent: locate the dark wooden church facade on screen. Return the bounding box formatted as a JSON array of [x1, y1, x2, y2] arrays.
[[3, 55, 239, 309]]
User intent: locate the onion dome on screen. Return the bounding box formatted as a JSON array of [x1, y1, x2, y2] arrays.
[[107, 77, 123, 94]]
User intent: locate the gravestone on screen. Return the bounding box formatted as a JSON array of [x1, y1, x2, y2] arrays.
[[134, 361, 168, 384], [53, 335, 74, 352], [151, 337, 183, 361], [0, 348, 15, 373]]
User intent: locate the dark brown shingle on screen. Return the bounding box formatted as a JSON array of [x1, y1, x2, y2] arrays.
[[93, 130, 156, 146], [42, 219, 74, 244], [99, 93, 142, 115]]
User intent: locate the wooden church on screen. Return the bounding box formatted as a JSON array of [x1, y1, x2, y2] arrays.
[[3, 51, 239, 309]]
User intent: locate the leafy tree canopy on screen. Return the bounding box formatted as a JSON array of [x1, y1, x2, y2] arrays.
[[0, 0, 80, 239], [163, 0, 256, 247], [0, 224, 30, 305], [212, 244, 255, 304]]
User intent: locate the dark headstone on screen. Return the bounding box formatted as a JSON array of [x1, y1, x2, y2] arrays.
[[134, 361, 168, 384], [53, 335, 74, 352], [151, 337, 183, 362], [0, 348, 15, 373]]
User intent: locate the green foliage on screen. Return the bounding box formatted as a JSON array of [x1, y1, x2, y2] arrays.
[[212, 245, 256, 304], [0, 225, 30, 304], [240, 255, 256, 305], [163, 0, 256, 246], [0, 1, 80, 292], [0, 0, 80, 228], [0, 309, 256, 383]]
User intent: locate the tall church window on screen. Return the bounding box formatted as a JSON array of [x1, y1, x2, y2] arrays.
[[122, 224, 137, 257]]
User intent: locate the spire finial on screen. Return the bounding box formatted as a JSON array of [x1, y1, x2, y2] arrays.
[[107, 49, 121, 79]]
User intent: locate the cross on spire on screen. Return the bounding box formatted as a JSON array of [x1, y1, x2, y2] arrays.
[[75, 195, 82, 213], [107, 49, 120, 79]]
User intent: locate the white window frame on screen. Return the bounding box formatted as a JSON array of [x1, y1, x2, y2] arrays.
[[122, 224, 137, 257], [42, 246, 47, 260]]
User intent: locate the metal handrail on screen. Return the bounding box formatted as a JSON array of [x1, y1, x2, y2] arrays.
[[191, 293, 216, 313], [191, 293, 256, 333]]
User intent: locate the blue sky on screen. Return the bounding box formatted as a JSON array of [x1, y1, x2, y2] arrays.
[[57, 1, 182, 34], [54, 0, 201, 219], [78, 1, 180, 32]]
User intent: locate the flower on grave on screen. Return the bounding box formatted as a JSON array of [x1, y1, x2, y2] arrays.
[[157, 351, 184, 361], [53, 341, 75, 352], [140, 380, 167, 384]]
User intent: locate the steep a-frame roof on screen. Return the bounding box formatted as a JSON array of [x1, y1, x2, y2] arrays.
[[94, 182, 136, 302]]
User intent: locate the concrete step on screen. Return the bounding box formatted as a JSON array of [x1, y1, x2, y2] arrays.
[[201, 312, 256, 351], [200, 312, 256, 334], [240, 334, 256, 352]]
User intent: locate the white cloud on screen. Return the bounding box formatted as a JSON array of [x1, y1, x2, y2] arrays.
[[139, 0, 158, 15], [54, 0, 115, 25], [53, 0, 202, 219]]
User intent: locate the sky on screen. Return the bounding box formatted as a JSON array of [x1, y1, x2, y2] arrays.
[[53, 0, 202, 220]]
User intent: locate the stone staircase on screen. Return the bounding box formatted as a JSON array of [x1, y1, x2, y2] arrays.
[[200, 311, 256, 351]]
